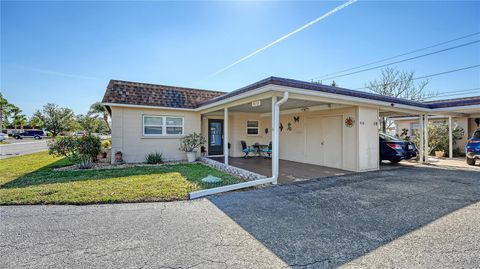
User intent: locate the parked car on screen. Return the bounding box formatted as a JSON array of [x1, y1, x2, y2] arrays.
[[466, 128, 480, 166], [379, 133, 417, 163], [0, 133, 6, 142], [13, 130, 45, 140]]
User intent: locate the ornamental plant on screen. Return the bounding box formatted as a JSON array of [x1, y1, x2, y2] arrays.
[[48, 134, 102, 168], [179, 132, 206, 152]]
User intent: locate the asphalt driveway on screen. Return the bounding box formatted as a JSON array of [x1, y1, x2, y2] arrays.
[[1, 166, 479, 268]]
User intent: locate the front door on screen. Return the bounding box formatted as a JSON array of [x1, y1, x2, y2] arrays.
[[208, 119, 224, 155]]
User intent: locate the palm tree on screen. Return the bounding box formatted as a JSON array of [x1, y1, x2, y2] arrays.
[[13, 114, 27, 130], [88, 102, 111, 133], [10, 106, 22, 130]]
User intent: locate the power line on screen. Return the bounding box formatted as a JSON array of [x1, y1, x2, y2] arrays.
[[208, 0, 358, 77], [433, 87, 480, 97], [314, 32, 480, 80], [427, 89, 480, 99], [355, 64, 480, 90], [317, 40, 480, 81]]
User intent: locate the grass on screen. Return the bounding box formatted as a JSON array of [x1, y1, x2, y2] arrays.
[[0, 151, 242, 205], [0, 141, 10, 144]]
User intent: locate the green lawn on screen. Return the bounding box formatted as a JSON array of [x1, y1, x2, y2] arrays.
[[0, 151, 242, 205]]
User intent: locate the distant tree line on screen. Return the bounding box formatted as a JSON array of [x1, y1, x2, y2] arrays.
[[0, 94, 110, 137]]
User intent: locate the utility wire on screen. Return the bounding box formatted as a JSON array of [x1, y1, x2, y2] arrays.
[[314, 32, 480, 79], [354, 64, 480, 90], [425, 87, 480, 99], [318, 40, 480, 81]]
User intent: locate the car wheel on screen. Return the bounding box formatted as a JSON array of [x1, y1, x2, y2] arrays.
[[389, 159, 401, 164], [34, 136, 40, 140], [467, 157, 476, 166]]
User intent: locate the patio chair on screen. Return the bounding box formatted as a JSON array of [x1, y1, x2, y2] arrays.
[[240, 140, 255, 158], [261, 141, 272, 158]]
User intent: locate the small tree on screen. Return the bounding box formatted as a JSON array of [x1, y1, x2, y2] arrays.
[[179, 133, 206, 152], [366, 67, 436, 132], [48, 134, 101, 168], [35, 103, 75, 137]]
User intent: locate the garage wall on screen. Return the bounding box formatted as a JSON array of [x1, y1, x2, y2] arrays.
[[357, 107, 379, 171], [264, 107, 357, 171], [111, 106, 201, 163]]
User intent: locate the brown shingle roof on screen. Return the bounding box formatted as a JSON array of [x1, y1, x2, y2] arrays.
[[102, 80, 225, 109]]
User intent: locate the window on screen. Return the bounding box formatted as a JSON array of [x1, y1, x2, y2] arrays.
[[143, 115, 184, 136], [247, 120, 259, 135]]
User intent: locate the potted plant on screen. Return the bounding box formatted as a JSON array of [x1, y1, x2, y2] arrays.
[[435, 150, 445, 158], [179, 132, 206, 162]]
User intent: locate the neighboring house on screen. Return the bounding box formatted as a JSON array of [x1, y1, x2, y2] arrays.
[[102, 77, 480, 173], [392, 111, 480, 152]]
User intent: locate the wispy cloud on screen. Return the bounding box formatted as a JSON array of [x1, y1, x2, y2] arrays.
[[18, 66, 101, 80], [209, 0, 358, 77]]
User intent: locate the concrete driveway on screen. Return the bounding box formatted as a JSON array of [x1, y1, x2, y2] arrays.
[[1, 166, 479, 268], [0, 139, 48, 159]]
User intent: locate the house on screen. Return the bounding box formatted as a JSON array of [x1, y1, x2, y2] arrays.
[[102, 77, 480, 183], [392, 102, 480, 153]]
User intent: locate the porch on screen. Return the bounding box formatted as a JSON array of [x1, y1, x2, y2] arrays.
[[208, 156, 348, 184]]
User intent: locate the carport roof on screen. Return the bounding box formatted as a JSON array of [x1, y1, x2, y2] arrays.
[[198, 77, 480, 110]]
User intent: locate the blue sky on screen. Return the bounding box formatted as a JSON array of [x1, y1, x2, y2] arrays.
[[1, 1, 479, 116]]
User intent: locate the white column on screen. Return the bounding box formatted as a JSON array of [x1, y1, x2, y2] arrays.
[[419, 115, 424, 164], [223, 107, 229, 166], [448, 116, 453, 159], [271, 96, 278, 183], [424, 114, 429, 163]]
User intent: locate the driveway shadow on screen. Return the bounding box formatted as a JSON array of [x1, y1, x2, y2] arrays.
[[209, 166, 480, 268]]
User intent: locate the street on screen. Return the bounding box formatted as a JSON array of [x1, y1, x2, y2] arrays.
[[0, 139, 48, 159]]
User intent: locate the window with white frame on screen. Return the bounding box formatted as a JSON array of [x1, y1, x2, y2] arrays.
[[143, 115, 184, 136], [247, 120, 259, 135]]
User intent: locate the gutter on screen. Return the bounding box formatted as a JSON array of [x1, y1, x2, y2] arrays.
[[189, 91, 289, 199]]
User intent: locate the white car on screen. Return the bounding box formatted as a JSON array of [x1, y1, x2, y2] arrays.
[[0, 133, 7, 142]]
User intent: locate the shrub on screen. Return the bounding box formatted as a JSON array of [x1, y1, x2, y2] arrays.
[[101, 138, 112, 149], [414, 123, 464, 155], [179, 132, 206, 152], [145, 152, 163, 164], [48, 134, 101, 167]]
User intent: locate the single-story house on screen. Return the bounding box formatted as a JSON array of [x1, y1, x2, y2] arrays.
[[102, 77, 480, 186]]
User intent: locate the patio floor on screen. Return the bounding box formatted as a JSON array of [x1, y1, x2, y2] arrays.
[[208, 156, 349, 184]]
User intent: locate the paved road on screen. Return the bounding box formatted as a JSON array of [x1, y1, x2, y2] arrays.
[[0, 139, 48, 159], [1, 166, 479, 268]]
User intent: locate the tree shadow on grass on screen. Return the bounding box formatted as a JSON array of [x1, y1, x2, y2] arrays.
[[1, 162, 241, 190], [209, 166, 480, 268]]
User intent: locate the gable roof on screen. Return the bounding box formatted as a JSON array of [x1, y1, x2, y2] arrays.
[[102, 80, 225, 109]]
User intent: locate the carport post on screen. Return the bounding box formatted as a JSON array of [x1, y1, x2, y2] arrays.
[[424, 114, 429, 163], [271, 96, 278, 183], [224, 107, 229, 166], [448, 116, 453, 159], [419, 115, 424, 164]]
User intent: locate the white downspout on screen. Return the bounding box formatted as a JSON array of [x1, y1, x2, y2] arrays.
[[272, 91, 289, 184], [189, 91, 289, 199]]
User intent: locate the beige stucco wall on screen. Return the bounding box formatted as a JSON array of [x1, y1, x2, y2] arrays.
[[111, 106, 201, 163], [203, 106, 364, 171], [394, 116, 471, 152]]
